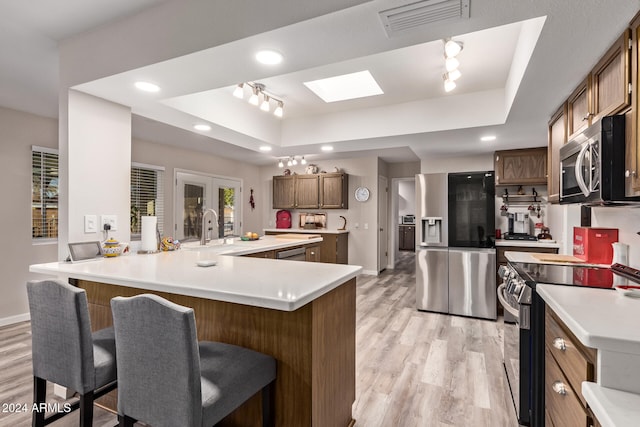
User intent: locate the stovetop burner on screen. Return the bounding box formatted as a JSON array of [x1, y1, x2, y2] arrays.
[[511, 262, 619, 289]]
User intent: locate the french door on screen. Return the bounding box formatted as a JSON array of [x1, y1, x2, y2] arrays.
[[174, 171, 242, 241]]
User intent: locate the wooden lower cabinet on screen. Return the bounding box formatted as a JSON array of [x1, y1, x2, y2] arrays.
[[265, 231, 349, 264], [545, 308, 600, 427], [243, 250, 276, 259], [398, 225, 415, 251], [306, 244, 321, 262]]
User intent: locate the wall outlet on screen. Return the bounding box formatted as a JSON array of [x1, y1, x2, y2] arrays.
[[84, 215, 97, 233], [101, 215, 117, 231]]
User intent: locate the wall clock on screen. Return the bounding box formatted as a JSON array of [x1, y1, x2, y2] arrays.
[[355, 186, 370, 202]]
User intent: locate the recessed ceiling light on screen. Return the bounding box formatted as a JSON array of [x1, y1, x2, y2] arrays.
[[255, 50, 283, 65], [194, 124, 211, 131], [321, 145, 334, 152], [259, 146, 272, 152], [134, 81, 160, 92], [304, 70, 383, 103], [481, 135, 497, 142]]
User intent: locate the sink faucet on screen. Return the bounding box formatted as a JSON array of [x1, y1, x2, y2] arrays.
[[200, 208, 219, 245]]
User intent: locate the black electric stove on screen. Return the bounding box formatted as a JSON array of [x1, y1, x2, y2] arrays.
[[510, 262, 616, 289], [498, 262, 640, 426]]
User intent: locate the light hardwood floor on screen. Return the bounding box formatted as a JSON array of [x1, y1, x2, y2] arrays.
[[0, 252, 517, 426]]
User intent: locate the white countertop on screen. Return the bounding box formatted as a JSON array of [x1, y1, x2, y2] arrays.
[[538, 283, 640, 418], [537, 284, 640, 355], [263, 228, 349, 234], [29, 236, 362, 312], [583, 382, 640, 427], [495, 239, 560, 248], [504, 251, 609, 268]]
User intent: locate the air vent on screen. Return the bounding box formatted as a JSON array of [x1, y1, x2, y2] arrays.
[[379, 0, 470, 37]]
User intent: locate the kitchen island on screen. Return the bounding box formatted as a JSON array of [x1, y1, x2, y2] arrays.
[[30, 236, 362, 426]]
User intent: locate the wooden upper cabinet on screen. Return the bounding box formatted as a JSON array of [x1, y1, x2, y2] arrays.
[[567, 30, 631, 142], [548, 104, 568, 204], [295, 175, 319, 209], [631, 13, 640, 192], [494, 147, 548, 186], [272, 173, 349, 209], [273, 176, 295, 209], [319, 173, 349, 209], [591, 30, 631, 122], [567, 77, 591, 140]]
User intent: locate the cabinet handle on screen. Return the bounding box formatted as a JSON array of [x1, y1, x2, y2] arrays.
[[582, 112, 593, 121], [552, 381, 567, 396], [626, 170, 637, 178], [553, 337, 567, 351], [310, 251, 315, 255]]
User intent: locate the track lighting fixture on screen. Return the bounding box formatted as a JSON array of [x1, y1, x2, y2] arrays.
[[276, 156, 309, 168], [233, 82, 284, 118], [442, 38, 463, 92]]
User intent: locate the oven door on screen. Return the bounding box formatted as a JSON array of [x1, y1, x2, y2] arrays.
[[498, 284, 531, 425]]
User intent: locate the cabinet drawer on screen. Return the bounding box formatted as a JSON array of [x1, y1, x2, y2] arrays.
[[545, 346, 588, 427], [545, 310, 596, 407]]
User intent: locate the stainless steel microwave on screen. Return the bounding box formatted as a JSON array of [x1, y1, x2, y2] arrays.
[[401, 215, 415, 224], [560, 115, 640, 205]]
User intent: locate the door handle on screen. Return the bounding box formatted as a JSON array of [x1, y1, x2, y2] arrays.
[[574, 142, 591, 197]]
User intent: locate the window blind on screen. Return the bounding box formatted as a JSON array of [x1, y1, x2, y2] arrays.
[[130, 163, 164, 236], [32, 146, 59, 240]]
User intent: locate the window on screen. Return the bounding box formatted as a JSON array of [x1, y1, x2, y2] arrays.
[[130, 163, 164, 237], [32, 146, 59, 240]]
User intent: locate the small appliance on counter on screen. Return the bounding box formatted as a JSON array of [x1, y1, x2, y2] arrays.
[[299, 213, 327, 229], [504, 212, 537, 240]]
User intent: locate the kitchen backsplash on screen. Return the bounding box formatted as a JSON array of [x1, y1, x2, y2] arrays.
[[591, 207, 640, 267]]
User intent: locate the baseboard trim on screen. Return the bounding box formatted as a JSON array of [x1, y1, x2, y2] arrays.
[[0, 312, 30, 327], [361, 269, 379, 276]]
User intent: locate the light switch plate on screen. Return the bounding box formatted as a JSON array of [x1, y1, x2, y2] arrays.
[[84, 215, 97, 233], [101, 215, 118, 231]]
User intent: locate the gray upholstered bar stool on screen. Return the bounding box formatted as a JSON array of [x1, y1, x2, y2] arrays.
[[110, 294, 276, 427], [26, 279, 117, 427]]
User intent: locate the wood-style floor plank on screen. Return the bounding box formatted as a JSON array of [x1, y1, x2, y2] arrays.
[[0, 252, 517, 426]]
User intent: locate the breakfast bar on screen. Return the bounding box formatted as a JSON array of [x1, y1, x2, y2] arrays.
[[30, 238, 362, 426]]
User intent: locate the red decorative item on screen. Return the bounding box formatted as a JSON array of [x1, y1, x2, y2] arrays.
[[249, 188, 255, 211], [573, 227, 618, 264], [276, 210, 292, 229]]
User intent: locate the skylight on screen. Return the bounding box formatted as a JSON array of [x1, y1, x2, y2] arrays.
[[303, 70, 384, 103]]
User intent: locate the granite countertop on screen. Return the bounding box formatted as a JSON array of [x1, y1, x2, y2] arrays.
[[263, 228, 349, 234], [29, 236, 362, 312]]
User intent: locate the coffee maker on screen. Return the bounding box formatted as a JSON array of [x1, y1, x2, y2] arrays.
[[506, 212, 536, 240]]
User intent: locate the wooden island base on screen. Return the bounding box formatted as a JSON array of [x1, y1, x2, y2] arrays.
[[74, 277, 356, 427]]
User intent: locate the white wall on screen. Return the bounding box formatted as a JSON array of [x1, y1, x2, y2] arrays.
[[131, 138, 263, 237], [0, 107, 58, 325], [421, 153, 494, 173], [591, 207, 640, 267], [63, 91, 131, 255], [398, 180, 416, 218], [260, 157, 379, 274]]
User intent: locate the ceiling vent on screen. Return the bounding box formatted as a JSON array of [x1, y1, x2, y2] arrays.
[[379, 0, 470, 37]]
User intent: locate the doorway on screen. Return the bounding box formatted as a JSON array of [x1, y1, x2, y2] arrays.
[[174, 171, 242, 241]]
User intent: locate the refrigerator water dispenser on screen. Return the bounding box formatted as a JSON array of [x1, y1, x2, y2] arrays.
[[421, 217, 442, 244]]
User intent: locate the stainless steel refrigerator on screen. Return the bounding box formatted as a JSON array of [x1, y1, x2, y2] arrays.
[[415, 172, 497, 320]]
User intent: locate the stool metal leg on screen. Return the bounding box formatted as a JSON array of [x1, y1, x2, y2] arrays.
[[79, 391, 94, 427], [32, 377, 46, 427], [118, 414, 136, 427]]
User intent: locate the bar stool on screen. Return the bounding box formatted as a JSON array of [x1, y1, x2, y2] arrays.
[[110, 294, 276, 427], [26, 279, 117, 427]]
